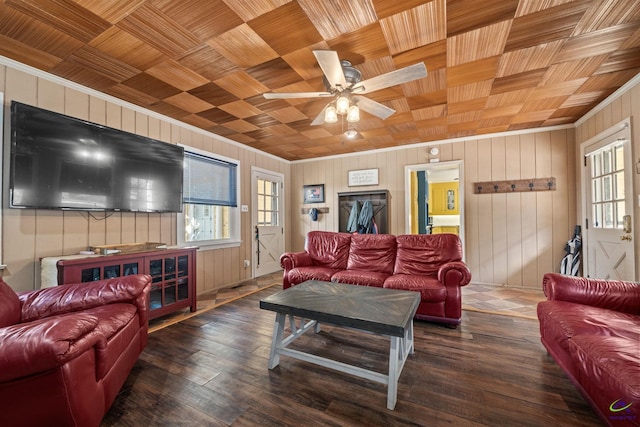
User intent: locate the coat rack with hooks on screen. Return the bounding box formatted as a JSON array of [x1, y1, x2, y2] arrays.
[[474, 178, 556, 194]]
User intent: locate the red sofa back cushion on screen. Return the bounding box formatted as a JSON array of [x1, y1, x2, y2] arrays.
[[394, 234, 462, 276], [347, 234, 396, 274], [0, 279, 21, 327], [305, 231, 351, 269]]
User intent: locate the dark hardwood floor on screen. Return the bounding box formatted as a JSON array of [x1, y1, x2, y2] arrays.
[[102, 286, 601, 426]]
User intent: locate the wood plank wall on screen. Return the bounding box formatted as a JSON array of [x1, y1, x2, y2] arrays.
[[575, 79, 640, 280], [290, 128, 577, 289], [0, 63, 290, 293], [2, 58, 635, 293]]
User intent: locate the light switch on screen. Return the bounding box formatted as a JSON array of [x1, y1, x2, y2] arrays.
[[241, 205, 249, 212]]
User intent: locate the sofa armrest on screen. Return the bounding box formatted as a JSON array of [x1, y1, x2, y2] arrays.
[[0, 314, 105, 382], [438, 261, 472, 288], [542, 273, 640, 315], [280, 252, 313, 271], [19, 275, 152, 324]]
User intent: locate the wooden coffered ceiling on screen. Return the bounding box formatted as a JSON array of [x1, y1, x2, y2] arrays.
[[1, 0, 639, 160]]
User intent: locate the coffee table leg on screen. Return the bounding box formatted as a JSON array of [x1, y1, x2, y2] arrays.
[[408, 320, 414, 354], [268, 312, 286, 369], [388, 336, 400, 410]]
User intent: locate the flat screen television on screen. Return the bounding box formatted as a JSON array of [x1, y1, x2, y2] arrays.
[[10, 101, 184, 212]]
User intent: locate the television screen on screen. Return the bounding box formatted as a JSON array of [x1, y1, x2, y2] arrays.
[[10, 101, 184, 212]]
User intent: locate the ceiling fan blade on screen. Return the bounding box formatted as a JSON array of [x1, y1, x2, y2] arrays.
[[353, 62, 427, 94], [310, 104, 329, 125], [263, 91, 332, 99], [353, 95, 395, 120], [313, 50, 347, 89]]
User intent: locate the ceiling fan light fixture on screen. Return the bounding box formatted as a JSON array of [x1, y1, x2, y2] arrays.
[[336, 95, 350, 115], [347, 105, 360, 122], [344, 129, 358, 138], [324, 105, 338, 123]]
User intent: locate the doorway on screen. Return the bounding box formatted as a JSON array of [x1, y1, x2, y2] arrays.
[[404, 161, 464, 253], [581, 118, 636, 281], [251, 167, 285, 277]]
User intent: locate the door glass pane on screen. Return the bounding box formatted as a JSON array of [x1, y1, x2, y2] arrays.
[[257, 177, 280, 227], [602, 149, 612, 174], [603, 203, 613, 227], [592, 152, 601, 176], [589, 140, 626, 230], [592, 177, 601, 202], [614, 145, 624, 171], [613, 172, 625, 199], [593, 204, 602, 228], [615, 201, 625, 228], [602, 176, 612, 201]]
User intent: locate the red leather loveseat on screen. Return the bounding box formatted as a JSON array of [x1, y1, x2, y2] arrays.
[[537, 273, 640, 426], [0, 274, 151, 427], [280, 231, 471, 325]]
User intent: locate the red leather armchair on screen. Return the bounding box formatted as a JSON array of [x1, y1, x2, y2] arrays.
[[0, 274, 151, 427]]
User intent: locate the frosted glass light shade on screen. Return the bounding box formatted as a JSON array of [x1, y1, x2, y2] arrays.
[[324, 105, 338, 123], [346, 105, 360, 122], [336, 96, 350, 114]]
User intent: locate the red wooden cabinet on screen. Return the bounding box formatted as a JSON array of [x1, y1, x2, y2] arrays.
[[56, 247, 197, 320]]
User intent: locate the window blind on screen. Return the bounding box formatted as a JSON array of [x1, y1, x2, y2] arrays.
[[183, 151, 237, 207]]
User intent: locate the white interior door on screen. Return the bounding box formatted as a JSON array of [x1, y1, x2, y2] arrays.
[[583, 122, 636, 281], [252, 168, 284, 276]]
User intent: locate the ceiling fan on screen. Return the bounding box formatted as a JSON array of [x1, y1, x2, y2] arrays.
[[263, 50, 427, 125]]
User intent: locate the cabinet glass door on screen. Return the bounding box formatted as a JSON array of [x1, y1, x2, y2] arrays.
[[81, 268, 101, 282]]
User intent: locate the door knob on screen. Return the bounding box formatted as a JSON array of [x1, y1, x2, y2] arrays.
[[622, 215, 631, 233], [620, 235, 632, 241]]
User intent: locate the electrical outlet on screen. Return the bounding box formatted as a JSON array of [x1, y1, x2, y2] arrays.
[[243, 260, 250, 267]]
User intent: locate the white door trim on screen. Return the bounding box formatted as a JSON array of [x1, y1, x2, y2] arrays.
[[404, 160, 465, 259], [251, 167, 285, 278]]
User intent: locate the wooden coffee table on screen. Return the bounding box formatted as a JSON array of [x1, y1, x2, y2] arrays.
[[260, 280, 420, 410]]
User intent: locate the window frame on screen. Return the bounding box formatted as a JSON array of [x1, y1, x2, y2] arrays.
[[177, 145, 241, 250]]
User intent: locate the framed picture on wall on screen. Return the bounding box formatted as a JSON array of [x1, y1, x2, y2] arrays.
[[303, 184, 325, 203]]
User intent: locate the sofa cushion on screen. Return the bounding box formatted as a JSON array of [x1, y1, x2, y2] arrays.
[[305, 231, 351, 269], [0, 279, 20, 327], [537, 300, 640, 374], [347, 233, 396, 274], [569, 335, 640, 421], [288, 266, 340, 286], [383, 275, 447, 302], [538, 301, 640, 343], [394, 234, 462, 276], [331, 270, 389, 287]]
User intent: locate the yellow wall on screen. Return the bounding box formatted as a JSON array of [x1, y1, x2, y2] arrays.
[[0, 61, 290, 292]]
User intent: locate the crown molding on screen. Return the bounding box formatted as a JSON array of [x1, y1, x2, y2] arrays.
[[4, 55, 637, 166], [0, 55, 288, 164], [291, 123, 575, 164], [575, 71, 640, 127]]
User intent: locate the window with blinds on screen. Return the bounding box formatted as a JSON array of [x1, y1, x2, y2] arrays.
[[179, 148, 240, 246]]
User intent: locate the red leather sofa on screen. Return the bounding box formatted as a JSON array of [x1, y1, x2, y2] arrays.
[[280, 231, 471, 325], [0, 274, 151, 427], [537, 273, 640, 426]]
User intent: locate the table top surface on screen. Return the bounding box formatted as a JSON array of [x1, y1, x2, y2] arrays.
[[260, 280, 420, 336]]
